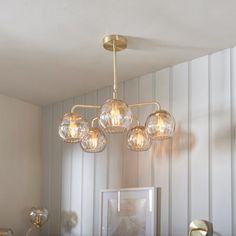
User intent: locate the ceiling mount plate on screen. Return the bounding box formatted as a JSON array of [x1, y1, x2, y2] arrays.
[[103, 35, 127, 52]]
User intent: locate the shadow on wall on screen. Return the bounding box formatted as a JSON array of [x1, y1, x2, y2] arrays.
[[194, 110, 234, 152], [213, 233, 221, 236], [152, 125, 196, 157], [214, 125, 233, 151], [62, 211, 78, 234]]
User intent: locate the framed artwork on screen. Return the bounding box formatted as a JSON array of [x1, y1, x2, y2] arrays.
[[99, 187, 160, 236]]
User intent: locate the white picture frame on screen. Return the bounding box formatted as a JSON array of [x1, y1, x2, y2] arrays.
[[99, 187, 160, 236]]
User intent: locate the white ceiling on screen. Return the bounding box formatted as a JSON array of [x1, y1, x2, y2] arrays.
[[0, 0, 236, 105]]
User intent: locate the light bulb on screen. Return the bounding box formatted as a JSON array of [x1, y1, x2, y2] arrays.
[[110, 102, 121, 126], [80, 128, 107, 153], [145, 110, 175, 140], [68, 120, 78, 138], [135, 131, 145, 148], [58, 113, 89, 143], [127, 126, 151, 151], [99, 99, 133, 133]]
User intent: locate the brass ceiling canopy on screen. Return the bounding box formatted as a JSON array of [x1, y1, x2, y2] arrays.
[[58, 34, 175, 153], [103, 35, 127, 52]]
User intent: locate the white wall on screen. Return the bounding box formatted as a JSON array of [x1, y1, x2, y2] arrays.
[[0, 94, 42, 235], [42, 48, 236, 236]]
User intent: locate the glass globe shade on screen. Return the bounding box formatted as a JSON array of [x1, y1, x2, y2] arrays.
[[145, 110, 175, 140], [29, 207, 49, 228], [99, 99, 133, 133], [127, 126, 151, 151], [58, 113, 89, 143], [80, 127, 107, 153]]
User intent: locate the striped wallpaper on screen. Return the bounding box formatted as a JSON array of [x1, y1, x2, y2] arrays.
[[42, 48, 236, 236]]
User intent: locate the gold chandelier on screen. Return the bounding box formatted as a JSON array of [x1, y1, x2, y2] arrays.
[[58, 35, 175, 152]]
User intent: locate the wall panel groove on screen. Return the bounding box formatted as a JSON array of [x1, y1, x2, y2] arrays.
[[190, 55, 209, 224], [208, 54, 213, 223], [151, 72, 155, 187], [230, 48, 235, 236], [187, 61, 192, 226], [169, 67, 173, 236]]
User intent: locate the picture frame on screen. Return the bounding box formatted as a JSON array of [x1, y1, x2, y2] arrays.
[[99, 187, 160, 236]]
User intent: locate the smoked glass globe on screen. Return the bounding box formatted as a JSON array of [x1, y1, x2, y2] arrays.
[[99, 99, 133, 133], [58, 113, 89, 143], [127, 126, 151, 151], [145, 110, 175, 140], [80, 127, 107, 153], [29, 207, 49, 228]]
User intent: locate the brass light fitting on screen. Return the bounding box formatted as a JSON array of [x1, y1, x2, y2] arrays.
[[189, 219, 213, 236], [58, 34, 175, 152], [26, 207, 49, 236]]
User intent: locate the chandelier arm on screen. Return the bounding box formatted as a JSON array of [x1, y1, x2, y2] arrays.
[[91, 117, 98, 127], [132, 115, 140, 126], [26, 226, 35, 236], [112, 40, 118, 99], [128, 101, 161, 110], [71, 104, 101, 113]]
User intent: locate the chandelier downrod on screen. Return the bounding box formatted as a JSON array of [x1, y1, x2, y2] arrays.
[[112, 40, 118, 99], [103, 35, 127, 99]]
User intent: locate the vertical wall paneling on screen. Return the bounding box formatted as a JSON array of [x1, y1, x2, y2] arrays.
[[154, 68, 171, 236], [123, 78, 139, 187], [190, 56, 209, 221], [42, 47, 236, 236], [61, 98, 74, 236], [138, 74, 154, 187], [51, 103, 63, 235], [108, 82, 124, 188], [208, 54, 213, 223], [93, 87, 110, 235], [70, 95, 85, 235], [81, 91, 97, 236], [188, 61, 191, 226], [171, 62, 189, 236], [42, 105, 52, 236], [232, 47, 236, 236], [169, 67, 173, 236], [210, 49, 232, 235]]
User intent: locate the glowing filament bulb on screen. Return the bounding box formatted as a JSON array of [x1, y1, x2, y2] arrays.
[[80, 128, 107, 153], [58, 112, 89, 143], [89, 131, 98, 148], [158, 117, 165, 133], [145, 110, 175, 140], [69, 119, 78, 138], [99, 99, 133, 133], [135, 131, 144, 148], [127, 126, 151, 151], [110, 102, 121, 126]]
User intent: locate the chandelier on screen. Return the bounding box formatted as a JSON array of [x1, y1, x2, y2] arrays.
[[58, 35, 175, 152]]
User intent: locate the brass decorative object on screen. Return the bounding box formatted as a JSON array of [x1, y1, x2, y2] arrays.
[[26, 207, 49, 236], [0, 229, 14, 236], [103, 35, 127, 51], [58, 34, 175, 152], [189, 219, 213, 236]]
